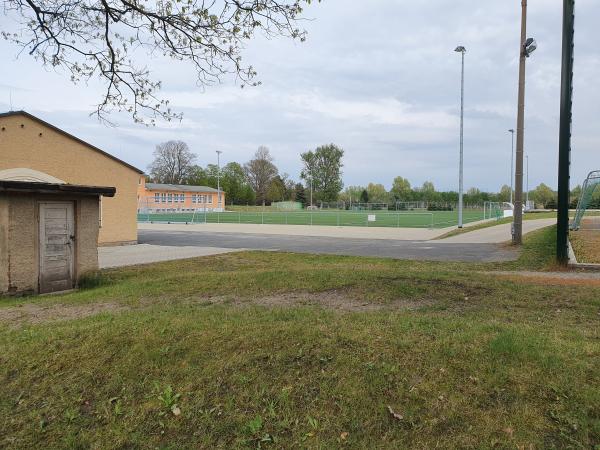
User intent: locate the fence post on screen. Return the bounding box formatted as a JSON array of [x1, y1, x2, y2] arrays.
[[262, 212, 264, 225], [337, 212, 340, 226], [310, 211, 313, 226], [239, 212, 241, 224], [286, 212, 288, 225], [217, 212, 220, 224], [397, 213, 400, 228]]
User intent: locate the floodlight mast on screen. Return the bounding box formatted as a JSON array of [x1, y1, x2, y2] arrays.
[[513, 0, 536, 245], [455, 45, 466, 228], [508, 129, 515, 205], [216, 150, 222, 209]]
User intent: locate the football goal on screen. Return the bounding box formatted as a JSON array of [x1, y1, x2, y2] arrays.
[[571, 170, 600, 230], [396, 201, 428, 211]]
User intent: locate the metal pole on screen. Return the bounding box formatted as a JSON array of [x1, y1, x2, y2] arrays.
[[557, 0, 575, 264], [455, 46, 466, 228], [513, 0, 528, 245], [216, 150, 222, 211], [509, 129, 515, 205], [526, 154, 530, 209]]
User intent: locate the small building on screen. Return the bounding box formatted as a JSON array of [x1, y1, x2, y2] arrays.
[[0, 111, 144, 246], [0, 179, 115, 295], [137, 179, 226, 213]]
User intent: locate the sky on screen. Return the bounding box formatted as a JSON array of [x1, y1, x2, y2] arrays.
[[1, 0, 599, 193]]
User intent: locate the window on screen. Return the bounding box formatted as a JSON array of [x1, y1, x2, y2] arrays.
[[168, 194, 172, 203], [192, 194, 196, 204], [154, 193, 160, 203], [180, 194, 185, 202], [161, 193, 167, 203], [208, 194, 213, 203]]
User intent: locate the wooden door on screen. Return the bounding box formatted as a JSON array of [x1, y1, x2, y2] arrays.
[[39, 202, 75, 293]]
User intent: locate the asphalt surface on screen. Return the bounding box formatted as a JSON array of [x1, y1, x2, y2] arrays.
[[138, 229, 519, 263]]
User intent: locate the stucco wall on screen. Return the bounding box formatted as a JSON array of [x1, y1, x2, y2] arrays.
[[0, 114, 140, 245], [0, 193, 101, 295]]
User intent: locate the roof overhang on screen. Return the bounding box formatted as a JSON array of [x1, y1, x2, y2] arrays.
[[0, 180, 116, 197]]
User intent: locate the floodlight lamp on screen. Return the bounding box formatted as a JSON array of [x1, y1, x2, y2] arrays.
[[524, 38, 537, 57], [455, 46, 466, 53]]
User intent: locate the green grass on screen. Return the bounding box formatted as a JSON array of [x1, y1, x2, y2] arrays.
[[1, 228, 599, 448], [137, 209, 486, 229]]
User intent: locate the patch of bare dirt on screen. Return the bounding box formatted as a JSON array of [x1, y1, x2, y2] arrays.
[[199, 289, 435, 312], [485, 271, 600, 286], [0, 302, 128, 328]]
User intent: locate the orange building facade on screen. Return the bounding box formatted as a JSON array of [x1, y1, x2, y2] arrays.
[[137, 179, 225, 212]]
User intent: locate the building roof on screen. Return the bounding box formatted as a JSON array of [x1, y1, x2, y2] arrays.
[[0, 180, 116, 197], [0, 110, 144, 175], [145, 183, 221, 193]]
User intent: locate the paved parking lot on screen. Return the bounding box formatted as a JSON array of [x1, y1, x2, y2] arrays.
[[137, 229, 519, 263]]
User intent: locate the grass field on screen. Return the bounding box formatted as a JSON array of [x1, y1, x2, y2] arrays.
[[137, 209, 488, 229], [1, 227, 599, 448]]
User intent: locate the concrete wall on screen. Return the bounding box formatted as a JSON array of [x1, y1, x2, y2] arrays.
[[0, 114, 140, 245], [0, 193, 100, 295]]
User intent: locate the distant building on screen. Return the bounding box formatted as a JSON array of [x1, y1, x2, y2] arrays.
[[137, 179, 226, 213], [0, 111, 143, 246]]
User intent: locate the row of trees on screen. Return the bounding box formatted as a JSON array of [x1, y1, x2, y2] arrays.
[[339, 177, 588, 209], [147, 141, 345, 205], [148, 141, 592, 209]]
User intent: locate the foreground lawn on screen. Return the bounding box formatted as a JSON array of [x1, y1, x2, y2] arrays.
[[1, 228, 599, 448]]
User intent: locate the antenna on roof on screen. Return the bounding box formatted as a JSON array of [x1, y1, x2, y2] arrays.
[[9, 91, 13, 111]]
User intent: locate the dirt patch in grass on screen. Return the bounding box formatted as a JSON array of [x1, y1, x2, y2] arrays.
[[0, 302, 127, 328], [230, 289, 435, 312], [570, 225, 600, 264], [485, 271, 600, 286]]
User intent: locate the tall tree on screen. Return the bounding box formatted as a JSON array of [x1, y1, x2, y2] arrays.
[[390, 176, 412, 201], [293, 183, 306, 205], [4, 0, 318, 123], [244, 146, 279, 205], [300, 144, 344, 202], [367, 183, 388, 203], [498, 185, 512, 203], [148, 141, 196, 184], [531, 183, 556, 208]]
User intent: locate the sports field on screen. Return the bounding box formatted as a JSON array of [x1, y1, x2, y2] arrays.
[[137, 210, 487, 229]]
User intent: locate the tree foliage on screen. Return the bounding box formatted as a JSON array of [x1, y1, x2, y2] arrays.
[[390, 176, 411, 201], [244, 146, 278, 205], [3, 0, 318, 123], [148, 140, 196, 184], [300, 144, 344, 203]]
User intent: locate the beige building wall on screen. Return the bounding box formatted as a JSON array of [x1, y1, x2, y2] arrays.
[[0, 113, 141, 245], [0, 193, 100, 295]]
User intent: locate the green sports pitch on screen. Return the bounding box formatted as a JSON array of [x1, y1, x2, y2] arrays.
[[137, 210, 487, 229]]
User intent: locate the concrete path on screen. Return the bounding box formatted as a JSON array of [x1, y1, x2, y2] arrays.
[[438, 218, 556, 244], [99, 244, 242, 269], [139, 221, 478, 241]]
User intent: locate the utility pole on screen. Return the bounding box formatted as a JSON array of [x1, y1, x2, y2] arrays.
[[455, 46, 466, 228], [557, 0, 575, 264], [509, 129, 515, 205], [216, 150, 222, 210], [513, 0, 537, 244]]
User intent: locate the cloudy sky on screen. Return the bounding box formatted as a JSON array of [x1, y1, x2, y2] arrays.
[[1, 0, 599, 192]]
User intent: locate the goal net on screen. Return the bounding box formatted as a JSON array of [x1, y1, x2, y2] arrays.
[[396, 201, 428, 211], [571, 170, 600, 230]]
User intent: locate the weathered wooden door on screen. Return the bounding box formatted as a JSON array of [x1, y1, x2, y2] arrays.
[[39, 202, 75, 293]]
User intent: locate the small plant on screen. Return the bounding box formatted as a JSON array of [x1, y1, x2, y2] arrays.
[[246, 415, 263, 435], [154, 383, 181, 415], [64, 408, 78, 423]]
